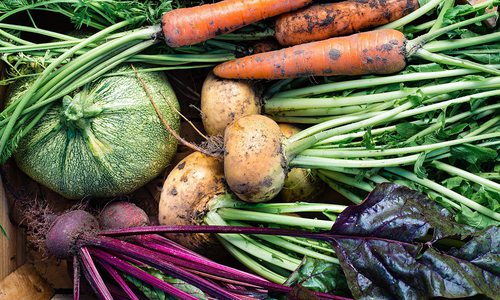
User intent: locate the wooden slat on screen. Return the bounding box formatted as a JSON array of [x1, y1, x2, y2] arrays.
[[0, 178, 26, 280], [0, 263, 54, 300]]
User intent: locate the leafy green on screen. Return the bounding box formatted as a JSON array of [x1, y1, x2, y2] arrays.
[[285, 257, 349, 296], [124, 266, 207, 300], [450, 144, 497, 171], [0, 224, 7, 239], [327, 183, 499, 300]]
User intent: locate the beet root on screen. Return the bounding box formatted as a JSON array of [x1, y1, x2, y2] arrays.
[[46, 210, 99, 258], [99, 201, 149, 230]]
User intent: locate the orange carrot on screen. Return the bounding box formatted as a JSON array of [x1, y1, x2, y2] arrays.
[[213, 29, 407, 79], [275, 0, 419, 46], [162, 0, 313, 48]]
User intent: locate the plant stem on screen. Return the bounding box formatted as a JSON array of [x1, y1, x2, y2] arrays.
[[79, 247, 113, 300], [216, 208, 334, 230], [431, 161, 500, 192], [414, 49, 500, 75], [217, 238, 288, 283], [428, 0, 455, 33], [384, 167, 500, 221], [270, 65, 497, 98], [424, 32, 500, 53], [302, 132, 500, 158]]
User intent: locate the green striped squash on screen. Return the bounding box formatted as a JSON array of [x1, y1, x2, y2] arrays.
[[9, 65, 180, 199]]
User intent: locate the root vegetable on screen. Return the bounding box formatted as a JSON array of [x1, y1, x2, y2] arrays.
[[159, 152, 227, 256], [201, 72, 261, 136], [161, 0, 313, 47], [277, 123, 324, 202], [224, 115, 287, 202], [99, 201, 149, 230], [214, 13, 500, 79], [275, 0, 419, 46]]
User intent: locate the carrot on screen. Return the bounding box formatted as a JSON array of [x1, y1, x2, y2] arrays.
[[213, 12, 500, 80], [214, 29, 407, 79], [162, 0, 313, 47], [275, 0, 420, 46]]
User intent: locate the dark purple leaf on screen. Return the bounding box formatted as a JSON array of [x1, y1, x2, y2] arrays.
[[327, 183, 499, 299]]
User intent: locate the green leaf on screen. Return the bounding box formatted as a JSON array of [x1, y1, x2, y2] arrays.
[[0, 224, 7, 239], [124, 266, 207, 300], [456, 205, 499, 229], [285, 257, 349, 295], [450, 144, 497, 171], [414, 152, 428, 179], [395, 123, 424, 139]]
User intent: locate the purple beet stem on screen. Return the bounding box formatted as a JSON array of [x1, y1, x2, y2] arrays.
[[91, 248, 199, 300], [79, 247, 113, 300], [73, 256, 80, 300], [98, 260, 139, 300], [85, 235, 241, 300], [100, 225, 327, 240], [137, 235, 272, 285]]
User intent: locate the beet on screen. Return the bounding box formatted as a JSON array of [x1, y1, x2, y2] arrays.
[[99, 201, 149, 230], [46, 210, 99, 258]]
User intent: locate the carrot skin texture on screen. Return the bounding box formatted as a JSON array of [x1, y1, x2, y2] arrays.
[[213, 29, 407, 80], [162, 0, 313, 47], [275, 0, 419, 46]]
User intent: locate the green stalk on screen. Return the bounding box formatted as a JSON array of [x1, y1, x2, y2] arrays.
[[279, 236, 336, 254], [0, 22, 80, 41], [291, 153, 422, 169], [226, 220, 338, 263], [431, 161, 500, 192], [302, 132, 500, 158], [0, 29, 33, 45], [316, 170, 374, 192], [217, 238, 288, 284], [270, 65, 497, 98], [384, 167, 500, 221], [316, 173, 364, 204], [424, 32, 500, 53], [265, 76, 500, 113], [429, 0, 455, 33], [216, 208, 334, 230], [414, 49, 500, 75], [316, 89, 500, 145], [223, 201, 346, 214], [378, 0, 444, 29], [406, 104, 500, 142]]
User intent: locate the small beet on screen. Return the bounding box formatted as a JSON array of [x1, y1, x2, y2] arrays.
[[46, 210, 99, 258], [99, 201, 149, 230]]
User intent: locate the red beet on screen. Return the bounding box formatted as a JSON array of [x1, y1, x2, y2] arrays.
[[99, 201, 149, 230]]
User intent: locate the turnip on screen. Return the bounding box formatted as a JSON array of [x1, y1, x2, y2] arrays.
[[159, 151, 346, 283], [201, 72, 261, 136], [277, 123, 324, 202]]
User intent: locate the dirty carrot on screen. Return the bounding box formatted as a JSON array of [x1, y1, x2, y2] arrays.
[[213, 12, 500, 79], [275, 0, 420, 46], [162, 0, 313, 47]]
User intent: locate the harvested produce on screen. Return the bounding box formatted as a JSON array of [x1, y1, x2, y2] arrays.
[[277, 123, 324, 202], [162, 0, 313, 47], [0, 0, 294, 162], [201, 72, 261, 136], [129, 183, 499, 299], [214, 12, 499, 79], [5, 65, 180, 199], [159, 151, 345, 282], [39, 202, 345, 299], [275, 0, 419, 46]]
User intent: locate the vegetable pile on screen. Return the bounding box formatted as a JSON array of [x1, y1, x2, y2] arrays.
[[1, 0, 499, 299]]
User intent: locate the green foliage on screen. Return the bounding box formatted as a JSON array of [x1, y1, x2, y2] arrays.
[[124, 266, 207, 300], [0, 224, 7, 239]]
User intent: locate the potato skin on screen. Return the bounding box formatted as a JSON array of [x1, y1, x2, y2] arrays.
[[224, 115, 287, 202], [158, 152, 226, 257], [201, 72, 261, 136]]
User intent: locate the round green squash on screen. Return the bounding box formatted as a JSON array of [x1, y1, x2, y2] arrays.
[[9, 65, 180, 199]]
